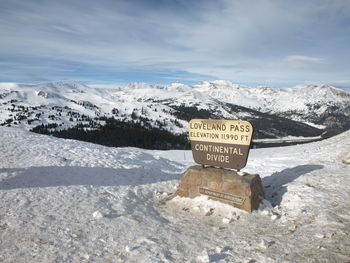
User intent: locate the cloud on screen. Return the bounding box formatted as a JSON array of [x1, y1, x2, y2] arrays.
[[278, 55, 326, 70], [25, 73, 50, 82], [0, 0, 349, 87], [283, 56, 325, 64]]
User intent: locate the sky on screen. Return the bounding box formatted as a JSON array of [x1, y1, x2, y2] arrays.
[[0, 0, 350, 90]]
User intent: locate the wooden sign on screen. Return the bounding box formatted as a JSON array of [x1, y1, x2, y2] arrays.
[[189, 119, 253, 170]]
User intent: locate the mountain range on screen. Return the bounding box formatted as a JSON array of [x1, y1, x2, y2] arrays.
[[0, 81, 349, 149]]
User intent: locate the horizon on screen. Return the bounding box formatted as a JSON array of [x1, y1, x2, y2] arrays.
[[1, 0, 350, 91], [1, 79, 350, 92]]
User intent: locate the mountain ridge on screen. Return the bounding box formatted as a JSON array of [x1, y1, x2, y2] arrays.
[[0, 80, 349, 148]]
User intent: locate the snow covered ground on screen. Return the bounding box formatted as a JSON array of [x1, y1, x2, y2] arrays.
[[0, 127, 349, 262], [1, 81, 349, 135]]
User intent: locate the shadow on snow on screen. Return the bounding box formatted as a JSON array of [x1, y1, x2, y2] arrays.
[[262, 164, 324, 206], [0, 166, 183, 190]]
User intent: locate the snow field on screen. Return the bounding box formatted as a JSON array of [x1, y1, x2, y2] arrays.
[[0, 127, 350, 262], [1, 81, 349, 136]]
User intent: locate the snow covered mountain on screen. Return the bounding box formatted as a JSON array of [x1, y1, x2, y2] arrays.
[[1, 126, 349, 262], [194, 80, 350, 130], [0, 81, 349, 148]]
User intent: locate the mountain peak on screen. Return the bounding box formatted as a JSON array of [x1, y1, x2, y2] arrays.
[[1, 80, 349, 137], [294, 84, 350, 100], [211, 80, 234, 86], [126, 82, 155, 89]]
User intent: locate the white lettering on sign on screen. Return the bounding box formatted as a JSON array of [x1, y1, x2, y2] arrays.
[[206, 153, 229, 163], [194, 143, 243, 155]]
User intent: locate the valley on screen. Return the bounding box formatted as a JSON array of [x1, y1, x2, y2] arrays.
[[0, 81, 349, 149]]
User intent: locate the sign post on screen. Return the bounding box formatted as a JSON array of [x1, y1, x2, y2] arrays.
[[189, 119, 253, 170], [175, 119, 264, 212]]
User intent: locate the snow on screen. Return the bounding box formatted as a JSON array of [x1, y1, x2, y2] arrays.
[[1, 127, 350, 262], [1, 81, 349, 136], [194, 81, 350, 115]]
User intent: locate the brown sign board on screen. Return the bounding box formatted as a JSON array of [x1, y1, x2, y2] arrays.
[[189, 119, 253, 170]]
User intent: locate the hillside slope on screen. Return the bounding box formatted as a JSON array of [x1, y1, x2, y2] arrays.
[[2, 81, 349, 148], [194, 80, 350, 130], [0, 127, 349, 262]]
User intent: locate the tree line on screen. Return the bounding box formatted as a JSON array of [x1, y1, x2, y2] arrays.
[[31, 117, 190, 150]]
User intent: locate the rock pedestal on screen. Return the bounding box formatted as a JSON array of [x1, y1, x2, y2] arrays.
[[175, 165, 265, 212]]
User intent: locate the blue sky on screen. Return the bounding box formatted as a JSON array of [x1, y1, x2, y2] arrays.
[[0, 0, 350, 90]]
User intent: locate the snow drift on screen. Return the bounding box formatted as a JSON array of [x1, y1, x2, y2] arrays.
[[0, 127, 349, 262]]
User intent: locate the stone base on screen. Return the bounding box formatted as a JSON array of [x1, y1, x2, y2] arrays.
[[175, 165, 265, 212]]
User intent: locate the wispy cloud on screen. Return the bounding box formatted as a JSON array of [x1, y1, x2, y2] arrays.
[[278, 55, 326, 70], [0, 0, 349, 88], [283, 56, 325, 64]]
